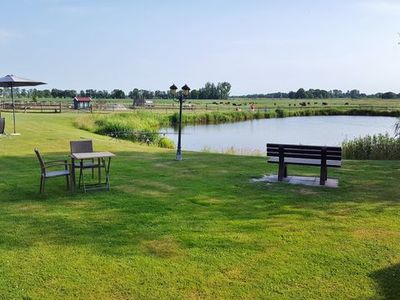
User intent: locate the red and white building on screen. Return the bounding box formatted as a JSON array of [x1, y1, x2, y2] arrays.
[[73, 96, 92, 109]]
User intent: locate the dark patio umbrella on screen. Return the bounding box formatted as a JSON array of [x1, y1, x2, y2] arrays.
[[0, 74, 46, 135]]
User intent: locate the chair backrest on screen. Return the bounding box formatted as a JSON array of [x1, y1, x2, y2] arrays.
[[267, 143, 342, 161], [70, 140, 93, 154], [34, 148, 46, 172], [0, 118, 4, 134]]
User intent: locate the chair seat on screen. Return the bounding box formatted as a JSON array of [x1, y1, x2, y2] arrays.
[[45, 170, 70, 178]]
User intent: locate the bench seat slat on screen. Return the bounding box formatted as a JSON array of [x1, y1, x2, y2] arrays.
[[267, 143, 341, 151], [266, 148, 341, 155], [266, 149, 342, 156], [268, 157, 342, 167]]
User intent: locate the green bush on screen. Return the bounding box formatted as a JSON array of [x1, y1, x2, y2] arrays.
[[275, 109, 285, 118], [157, 137, 175, 149]]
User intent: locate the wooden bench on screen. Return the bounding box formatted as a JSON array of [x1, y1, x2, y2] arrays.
[[266, 143, 342, 185]]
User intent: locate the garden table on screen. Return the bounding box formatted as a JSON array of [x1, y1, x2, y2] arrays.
[[71, 151, 115, 192]]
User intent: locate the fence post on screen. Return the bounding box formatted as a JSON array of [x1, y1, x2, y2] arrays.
[[59, 102, 62, 113]]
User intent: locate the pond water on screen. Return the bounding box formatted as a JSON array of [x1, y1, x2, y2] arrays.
[[162, 116, 398, 153]]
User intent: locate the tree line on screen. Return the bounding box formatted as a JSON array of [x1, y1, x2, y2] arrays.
[[129, 82, 231, 100], [233, 89, 400, 99], [0, 82, 232, 100], [2, 85, 399, 100]]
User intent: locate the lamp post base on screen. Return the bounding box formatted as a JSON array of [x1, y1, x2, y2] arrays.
[[176, 153, 182, 161]]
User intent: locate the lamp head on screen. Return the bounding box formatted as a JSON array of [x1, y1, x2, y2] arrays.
[[182, 84, 190, 97], [170, 84, 178, 97]]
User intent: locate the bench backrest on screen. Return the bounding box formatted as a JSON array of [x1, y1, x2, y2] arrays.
[[267, 143, 342, 161]]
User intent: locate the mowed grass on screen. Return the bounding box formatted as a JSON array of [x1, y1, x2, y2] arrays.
[[0, 112, 399, 299]]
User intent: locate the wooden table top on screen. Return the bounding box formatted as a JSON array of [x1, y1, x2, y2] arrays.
[[71, 151, 115, 160]]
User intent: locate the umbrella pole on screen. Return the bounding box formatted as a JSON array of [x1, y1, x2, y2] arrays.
[[11, 84, 16, 134]]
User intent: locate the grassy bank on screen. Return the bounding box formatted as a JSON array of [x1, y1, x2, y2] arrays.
[[0, 112, 399, 299], [74, 112, 174, 148], [169, 107, 400, 125]]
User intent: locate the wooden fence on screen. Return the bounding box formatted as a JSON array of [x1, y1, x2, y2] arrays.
[[0, 102, 62, 113]]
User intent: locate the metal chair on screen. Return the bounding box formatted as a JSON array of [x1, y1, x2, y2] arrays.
[[70, 140, 101, 188], [34, 149, 70, 193]]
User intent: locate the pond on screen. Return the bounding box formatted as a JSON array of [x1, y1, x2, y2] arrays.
[[162, 116, 398, 154]]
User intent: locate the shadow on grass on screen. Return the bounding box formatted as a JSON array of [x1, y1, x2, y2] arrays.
[[0, 151, 399, 257], [370, 263, 400, 300]]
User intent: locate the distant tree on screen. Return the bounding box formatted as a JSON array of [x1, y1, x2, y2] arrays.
[[189, 89, 199, 99], [195, 82, 231, 99], [111, 89, 126, 99], [97, 90, 106, 98], [382, 92, 397, 99], [217, 82, 232, 99], [349, 89, 361, 99], [129, 88, 140, 100], [85, 89, 96, 97], [141, 90, 154, 99], [42, 89, 51, 98], [295, 88, 307, 99], [154, 90, 168, 99], [20, 89, 28, 97], [331, 89, 343, 98]]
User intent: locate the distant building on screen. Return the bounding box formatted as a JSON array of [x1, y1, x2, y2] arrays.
[[73, 96, 92, 109], [133, 97, 154, 107], [144, 100, 154, 107]]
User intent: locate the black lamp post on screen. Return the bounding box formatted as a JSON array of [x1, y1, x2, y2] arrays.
[[170, 84, 190, 161]]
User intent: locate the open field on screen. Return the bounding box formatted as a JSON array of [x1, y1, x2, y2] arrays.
[[0, 113, 399, 299], [2, 98, 400, 131], [2, 97, 400, 114]]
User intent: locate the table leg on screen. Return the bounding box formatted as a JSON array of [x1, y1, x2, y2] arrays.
[[80, 160, 86, 192], [98, 157, 101, 184], [105, 157, 111, 191]]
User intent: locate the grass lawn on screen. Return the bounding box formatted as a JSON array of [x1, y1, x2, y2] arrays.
[[0, 112, 399, 299]]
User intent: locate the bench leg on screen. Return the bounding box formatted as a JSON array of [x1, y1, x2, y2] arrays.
[[278, 163, 285, 181], [284, 165, 288, 178], [320, 166, 327, 185]]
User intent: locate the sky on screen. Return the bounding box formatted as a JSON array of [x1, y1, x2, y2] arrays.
[[0, 0, 399, 95]]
